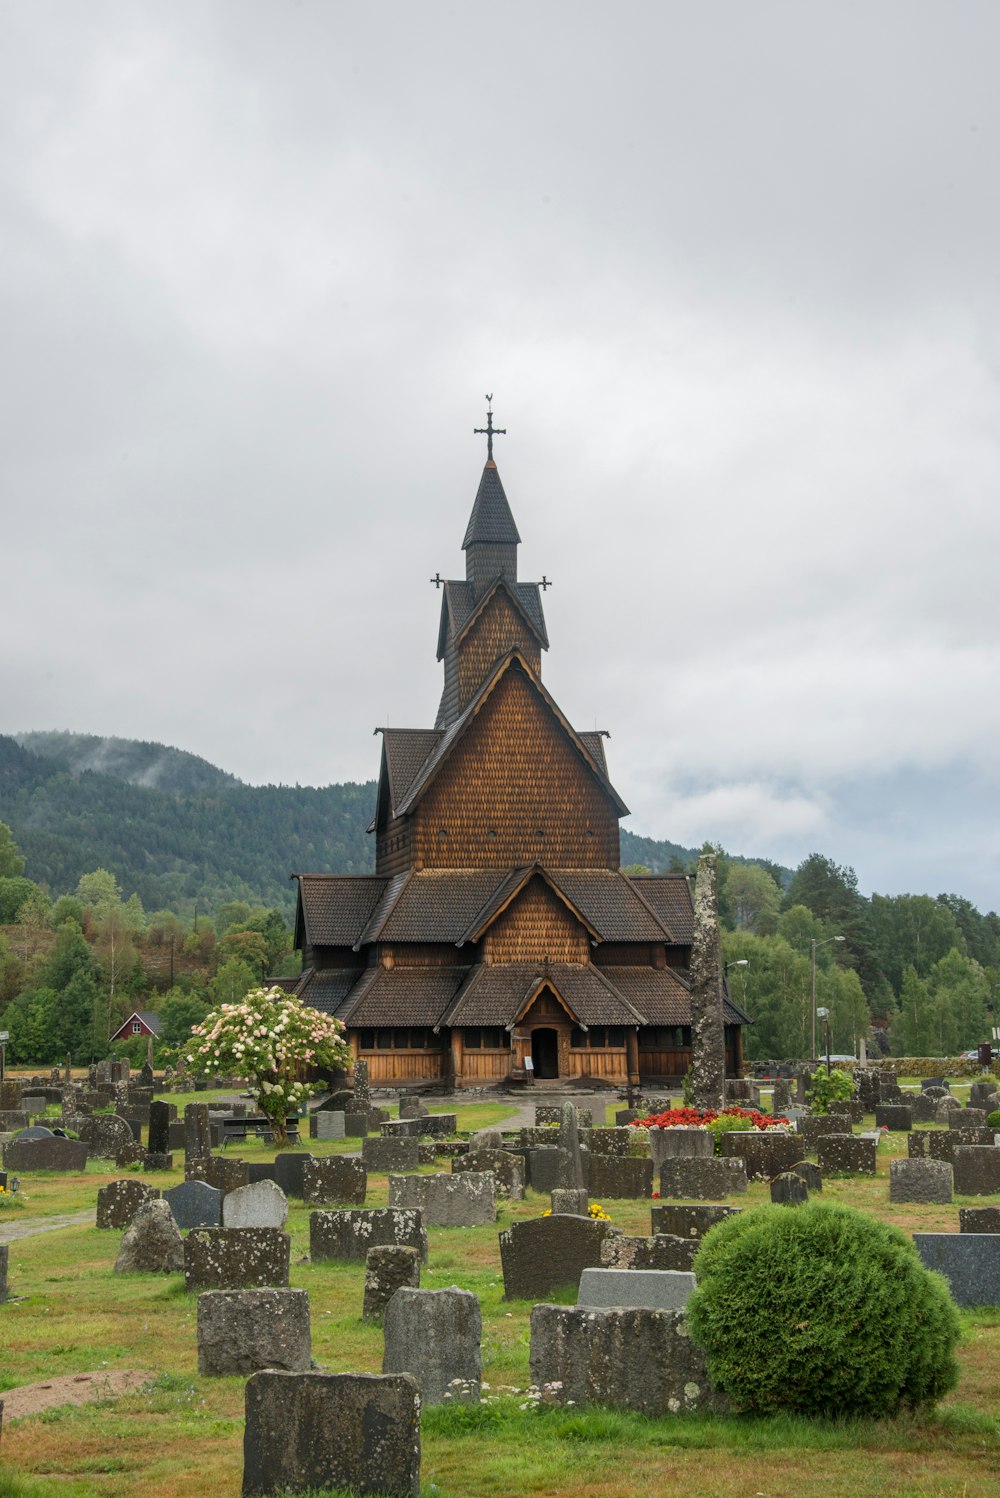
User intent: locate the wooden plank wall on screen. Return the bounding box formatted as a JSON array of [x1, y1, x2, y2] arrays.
[[361, 1052, 445, 1083]]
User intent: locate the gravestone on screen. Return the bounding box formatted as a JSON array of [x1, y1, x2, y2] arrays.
[[242, 1370, 420, 1498], [616, 1109, 641, 1126], [188, 1154, 250, 1194], [526, 1146, 570, 1193], [80, 1113, 135, 1160], [550, 1188, 588, 1216], [310, 1208, 428, 1263], [797, 1115, 850, 1147], [399, 1097, 428, 1120], [451, 1148, 524, 1199], [499, 1214, 619, 1300], [311, 1110, 346, 1142], [536, 1105, 591, 1126], [303, 1156, 368, 1206], [770, 1171, 809, 1205], [719, 1132, 802, 1181], [954, 1108, 989, 1129], [772, 1078, 792, 1112], [114, 1200, 185, 1273], [651, 1202, 740, 1240], [659, 1156, 747, 1199], [688, 853, 726, 1110], [952, 1146, 1000, 1196], [163, 1179, 223, 1230], [184, 1103, 211, 1158], [852, 1067, 881, 1111], [344, 1112, 369, 1138], [791, 1160, 823, 1191], [960, 1207, 1000, 1233], [529, 1304, 727, 1416], [588, 1155, 653, 1200], [557, 1102, 586, 1190], [148, 1100, 172, 1155], [363, 1245, 421, 1322], [875, 1104, 913, 1132], [223, 1180, 289, 1229], [272, 1152, 313, 1200], [184, 1227, 291, 1290], [586, 1128, 633, 1157], [383, 1286, 481, 1405], [96, 1178, 159, 1229], [247, 1163, 278, 1185], [0, 1111, 29, 1132], [3, 1136, 88, 1172], [921, 1077, 949, 1092], [388, 1171, 496, 1227], [0, 1243, 7, 1303], [601, 1233, 698, 1272], [936, 1097, 965, 1125], [22, 1094, 46, 1115], [319, 1089, 354, 1112], [969, 1081, 996, 1111], [816, 1135, 877, 1175], [578, 1267, 695, 1311], [380, 1119, 426, 1139], [910, 1093, 939, 1124], [889, 1158, 953, 1204], [363, 1137, 421, 1173], [198, 1288, 310, 1375], [352, 1058, 371, 1110], [913, 1233, 1000, 1308]]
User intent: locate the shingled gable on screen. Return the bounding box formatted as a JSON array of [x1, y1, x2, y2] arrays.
[[395, 649, 630, 819], [455, 864, 601, 947]]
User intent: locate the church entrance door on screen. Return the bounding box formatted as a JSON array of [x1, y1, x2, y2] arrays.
[[531, 1028, 559, 1079]]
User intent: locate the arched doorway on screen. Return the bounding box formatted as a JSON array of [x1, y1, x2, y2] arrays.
[[531, 1027, 559, 1079]]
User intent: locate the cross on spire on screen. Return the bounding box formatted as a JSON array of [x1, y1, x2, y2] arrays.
[[474, 394, 506, 461]]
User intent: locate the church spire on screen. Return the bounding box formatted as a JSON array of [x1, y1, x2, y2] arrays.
[[464, 397, 520, 593]]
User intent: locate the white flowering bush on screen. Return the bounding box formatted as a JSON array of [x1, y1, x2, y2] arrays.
[[185, 986, 352, 1144]]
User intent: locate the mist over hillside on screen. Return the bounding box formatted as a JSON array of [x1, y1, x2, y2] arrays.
[[1, 731, 715, 915]]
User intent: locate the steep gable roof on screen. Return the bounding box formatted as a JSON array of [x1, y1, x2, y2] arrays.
[[294, 875, 389, 949], [462, 461, 520, 549], [548, 869, 675, 943], [456, 864, 600, 946], [629, 874, 695, 944], [438, 961, 646, 1029], [436, 578, 548, 659], [395, 650, 630, 819]]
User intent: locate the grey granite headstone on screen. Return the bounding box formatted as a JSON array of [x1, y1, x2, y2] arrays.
[[388, 1171, 496, 1227], [577, 1267, 695, 1310], [526, 1146, 570, 1193], [363, 1245, 421, 1322], [383, 1286, 481, 1405], [272, 1151, 313, 1200], [114, 1200, 184, 1274], [223, 1180, 289, 1229], [344, 1112, 369, 1138], [659, 1156, 747, 1199], [310, 1207, 428, 1263], [913, 1233, 1000, 1308], [363, 1137, 420, 1172], [148, 1100, 171, 1155], [796, 1115, 850, 1147], [588, 1155, 653, 1200], [452, 1148, 524, 1199], [312, 1110, 346, 1141], [184, 1102, 211, 1158], [601, 1232, 698, 1272], [499, 1214, 620, 1300], [720, 1131, 803, 1181], [163, 1179, 223, 1230], [586, 1128, 633, 1157], [952, 1146, 1000, 1196], [303, 1155, 368, 1206], [198, 1288, 310, 1376], [889, 1158, 953, 1204], [550, 1187, 589, 1216], [529, 1304, 727, 1416], [242, 1370, 420, 1498], [184, 1227, 291, 1290], [0, 1243, 7, 1303], [770, 1171, 809, 1205]]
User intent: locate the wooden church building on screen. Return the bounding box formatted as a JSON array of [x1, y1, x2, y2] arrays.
[[290, 410, 749, 1088]]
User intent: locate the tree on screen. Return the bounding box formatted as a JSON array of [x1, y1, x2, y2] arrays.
[[776, 903, 828, 956], [184, 986, 352, 1144], [76, 868, 124, 922], [209, 957, 258, 1009], [0, 821, 25, 878], [158, 987, 212, 1049], [896, 966, 936, 1056], [0, 876, 37, 923], [727, 864, 782, 935], [215, 929, 269, 976], [926, 948, 990, 1056], [722, 931, 812, 1060]]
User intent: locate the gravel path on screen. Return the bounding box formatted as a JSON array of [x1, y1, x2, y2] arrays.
[[0, 1207, 95, 1244]]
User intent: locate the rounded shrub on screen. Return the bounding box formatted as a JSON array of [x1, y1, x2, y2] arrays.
[[987, 1109, 1000, 1129], [686, 1200, 960, 1418]]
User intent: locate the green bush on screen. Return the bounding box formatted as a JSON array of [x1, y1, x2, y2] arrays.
[[987, 1110, 1000, 1130], [705, 1113, 754, 1154], [686, 1201, 960, 1418], [805, 1069, 855, 1114]]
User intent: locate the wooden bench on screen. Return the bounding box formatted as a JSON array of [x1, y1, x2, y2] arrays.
[[219, 1116, 301, 1147]]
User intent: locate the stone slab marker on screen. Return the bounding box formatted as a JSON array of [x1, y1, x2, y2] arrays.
[[388, 1171, 496, 1227], [577, 1267, 696, 1311], [198, 1288, 310, 1375], [602, 1233, 698, 1272], [363, 1245, 421, 1322], [558, 1102, 586, 1190], [242, 1370, 420, 1498], [889, 1158, 953, 1204], [222, 1180, 289, 1229], [689, 854, 726, 1111], [184, 1103, 210, 1159], [97, 1178, 159, 1229], [383, 1286, 481, 1404], [499, 1214, 620, 1300], [913, 1233, 1000, 1308], [184, 1227, 291, 1290], [163, 1179, 222, 1230], [114, 1200, 184, 1274]]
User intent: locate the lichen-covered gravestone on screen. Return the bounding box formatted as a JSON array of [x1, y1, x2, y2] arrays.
[[184, 1227, 291, 1290], [242, 1371, 420, 1498], [197, 1288, 310, 1375], [363, 1245, 421, 1322], [97, 1178, 159, 1229], [651, 1203, 740, 1239], [222, 1180, 289, 1229], [601, 1233, 698, 1271], [499, 1214, 620, 1300], [303, 1156, 367, 1206], [383, 1286, 481, 1405], [688, 853, 726, 1111], [309, 1208, 428, 1263], [114, 1200, 184, 1274], [889, 1158, 953, 1204], [388, 1171, 496, 1227]]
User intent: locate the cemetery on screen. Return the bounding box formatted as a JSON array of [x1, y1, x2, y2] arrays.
[[1, 1058, 999, 1498]]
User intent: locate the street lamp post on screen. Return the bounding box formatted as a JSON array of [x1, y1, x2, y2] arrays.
[[816, 1006, 832, 1074], [810, 936, 846, 1063]]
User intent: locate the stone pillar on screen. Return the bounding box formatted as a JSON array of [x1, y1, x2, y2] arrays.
[[353, 1058, 370, 1111], [558, 1102, 585, 1190], [689, 854, 726, 1112]]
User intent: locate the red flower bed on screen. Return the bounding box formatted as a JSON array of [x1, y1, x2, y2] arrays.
[[632, 1105, 789, 1131]]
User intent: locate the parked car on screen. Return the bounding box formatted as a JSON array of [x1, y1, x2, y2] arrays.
[[960, 1047, 999, 1060]]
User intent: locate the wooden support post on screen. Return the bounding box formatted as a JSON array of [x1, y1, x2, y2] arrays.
[[450, 1029, 464, 1090], [626, 1028, 640, 1088]]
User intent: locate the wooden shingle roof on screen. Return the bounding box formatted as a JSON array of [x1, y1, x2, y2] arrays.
[[629, 875, 695, 944], [439, 962, 646, 1030], [294, 875, 389, 949], [462, 461, 520, 549], [548, 869, 675, 943], [436, 578, 549, 660], [340, 966, 469, 1027], [296, 969, 364, 1017]]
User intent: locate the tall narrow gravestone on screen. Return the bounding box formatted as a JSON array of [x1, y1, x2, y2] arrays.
[[689, 854, 726, 1111]]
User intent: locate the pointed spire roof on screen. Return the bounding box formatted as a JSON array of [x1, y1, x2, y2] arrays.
[[462, 461, 521, 550]]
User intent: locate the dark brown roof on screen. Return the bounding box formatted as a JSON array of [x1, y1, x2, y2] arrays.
[[297, 968, 364, 1017], [548, 870, 674, 943], [440, 962, 645, 1029], [462, 461, 520, 549], [340, 966, 468, 1027], [629, 875, 694, 944], [437, 578, 548, 659], [458, 866, 600, 946], [369, 870, 513, 944], [598, 965, 752, 1027], [381, 729, 443, 814], [577, 733, 608, 775], [395, 652, 630, 819], [295, 875, 389, 948]]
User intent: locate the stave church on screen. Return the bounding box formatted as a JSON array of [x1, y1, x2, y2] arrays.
[[289, 406, 749, 1089]]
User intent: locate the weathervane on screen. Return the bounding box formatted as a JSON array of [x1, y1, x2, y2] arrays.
[[474, 394, 506, 461]]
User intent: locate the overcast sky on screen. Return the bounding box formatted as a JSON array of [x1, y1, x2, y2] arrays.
[[2, 2, 999, 909]]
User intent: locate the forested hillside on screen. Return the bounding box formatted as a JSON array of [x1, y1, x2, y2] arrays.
[[0, 732, 706, 916]]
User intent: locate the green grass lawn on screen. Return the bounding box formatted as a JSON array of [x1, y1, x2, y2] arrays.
[[1, 1101, 998, 1497]]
